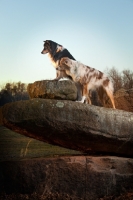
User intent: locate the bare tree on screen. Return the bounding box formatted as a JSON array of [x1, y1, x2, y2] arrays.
[[122, 70, 133, 89]]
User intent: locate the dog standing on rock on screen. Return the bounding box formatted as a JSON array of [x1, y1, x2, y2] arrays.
[[41, 40, 82, 100], [57, 57, 115, 109]]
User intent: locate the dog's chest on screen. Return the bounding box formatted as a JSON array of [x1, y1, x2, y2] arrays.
[[48, 53, 58, 68]]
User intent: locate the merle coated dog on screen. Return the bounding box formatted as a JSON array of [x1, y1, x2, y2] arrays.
[[41, 40, 82, 100], [57, 57, 115, 108]]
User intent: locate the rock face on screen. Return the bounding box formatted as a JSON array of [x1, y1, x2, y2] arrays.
[[1, 99, 133, 157], [113, 88, 133, 112], [1, 156, 133, 199], [27, 80, 77, 100]]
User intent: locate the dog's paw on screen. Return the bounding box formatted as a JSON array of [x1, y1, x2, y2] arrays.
[[76, 96, 86, 103], [76, 100, 84, 103]]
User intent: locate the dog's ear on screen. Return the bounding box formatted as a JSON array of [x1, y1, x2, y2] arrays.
[[43, 40, 49, 43], [45, 40, 50, 45]]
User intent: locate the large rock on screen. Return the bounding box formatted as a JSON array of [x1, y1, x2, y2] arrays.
[[27, 80, 77, 100], [1, 99, 133, 157], [0, 156, 133, 199]]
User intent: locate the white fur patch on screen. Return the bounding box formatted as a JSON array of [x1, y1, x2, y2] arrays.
[[48, 53, 59, 68], [56, 45, 65, 53], [76, 96, 86, 103]]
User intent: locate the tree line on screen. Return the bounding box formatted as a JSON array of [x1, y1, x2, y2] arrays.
[[0, 81, 29, 106], [106, 67, 133, 92]]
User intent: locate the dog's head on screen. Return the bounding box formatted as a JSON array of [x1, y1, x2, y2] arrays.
[[41, 40, 63, 55], [41, 40, 50, 54]]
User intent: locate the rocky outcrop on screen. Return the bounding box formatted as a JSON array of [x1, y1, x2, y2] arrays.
[[1, 80, 133, 199], [1, 156, 133, 199], [1, 99, 133, 157], [27, 80, 77, 100]]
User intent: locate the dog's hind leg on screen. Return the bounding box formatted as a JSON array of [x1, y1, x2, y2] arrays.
[[104, 87, 115, 109]]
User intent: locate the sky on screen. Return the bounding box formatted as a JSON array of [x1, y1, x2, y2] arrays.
[[0, 0, 133, 85]]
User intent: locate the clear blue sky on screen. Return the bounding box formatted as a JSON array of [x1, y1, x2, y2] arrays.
[[0, 0, 133, 84]]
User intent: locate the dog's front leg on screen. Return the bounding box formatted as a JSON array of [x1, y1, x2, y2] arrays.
[[53, 63, 63, 80], [54, 69, 63, 81], [54, 61, 61, 80]]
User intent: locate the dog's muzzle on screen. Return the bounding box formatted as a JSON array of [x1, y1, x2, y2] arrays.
[[41, 49, 48, 54]]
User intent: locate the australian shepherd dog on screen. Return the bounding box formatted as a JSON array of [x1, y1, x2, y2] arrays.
[[57, 57, 115, 109], [41, 40, 76, 80], [41, 40, 82, 100]]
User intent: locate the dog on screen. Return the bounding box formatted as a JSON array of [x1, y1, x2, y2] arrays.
[[41, 40, 82, 100], [57, 57, 115, 109], [41, 40, 76, 80]]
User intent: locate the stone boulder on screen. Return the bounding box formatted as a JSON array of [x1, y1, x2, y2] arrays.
[[1, 156, 133, 199], [27, 80, 77, 100], [1, 99, 133, 157]]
